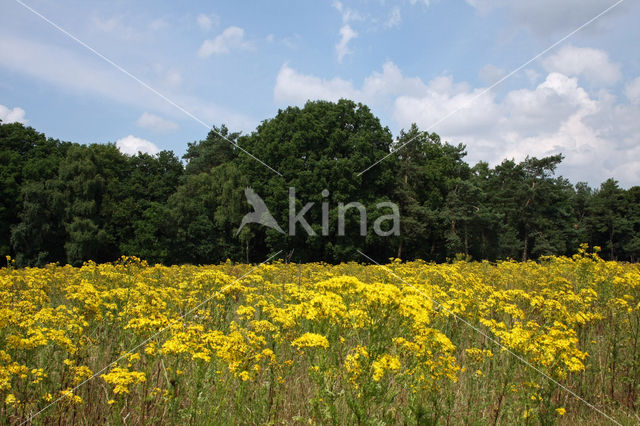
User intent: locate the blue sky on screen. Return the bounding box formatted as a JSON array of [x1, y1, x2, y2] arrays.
[[1, 0, 639, 186]]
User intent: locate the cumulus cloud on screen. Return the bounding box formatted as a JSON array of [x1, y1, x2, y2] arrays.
[[274, 64, 357, 103], [275, 61, 427, 105], [394, 77, 500, 137], [626, 76, 640, 105], [0, 104, 27, 124], [336, 25, 357, 63], [394, 71, 639, 186], [198, 26, 252, 57], [542, 45, 621, 85], [273, 61, 640, 186], [136, 112, 178, 132], [116, 135, 160, 156]]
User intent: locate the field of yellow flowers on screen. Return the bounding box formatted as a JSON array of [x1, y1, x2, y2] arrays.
[[1, 247, 640, 424]]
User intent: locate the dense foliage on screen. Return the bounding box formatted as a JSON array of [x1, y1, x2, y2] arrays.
[[1, 99, 639, 266], [1, 250, 639, 424]]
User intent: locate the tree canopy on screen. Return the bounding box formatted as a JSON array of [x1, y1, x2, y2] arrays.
[[1, 100, 638, 266]]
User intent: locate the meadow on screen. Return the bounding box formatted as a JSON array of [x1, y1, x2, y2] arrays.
[[1, 246, 639, 424]]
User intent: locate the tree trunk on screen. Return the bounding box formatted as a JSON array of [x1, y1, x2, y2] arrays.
[[522, 231, 529, 262]]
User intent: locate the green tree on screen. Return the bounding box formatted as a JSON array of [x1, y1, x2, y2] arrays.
[[117, 150, 183, 262], [393, 124, 469, 260], [237, 99, 396, 262], [0, 123, 47, 261], [184, 125, 239, 175], [623, 186, 640, 261], [586, 179, 631, 260], [486, 155, 571, 261], [11, 180, 66, 266]]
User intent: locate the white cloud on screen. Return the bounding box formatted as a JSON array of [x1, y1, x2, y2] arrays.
[[275, 61, 426, 105], [466, 0, 626, 36], [331, 0, 361, 62], [198, 26, 252, 57], [333, 1, 363, 23], [501, 73, 595, 134], [361, 61, 429, 100], [274, 65, 357, 103], [0, 36, 256, 133], [0, 104, 27, 124], [542, 45, 621, 85], [342, 9, 363, 23], [393, 71, 639, 185], [197, 13, 219, 31], [136, 112, 178, 132], [116, 135, 160, 156], [394, 77, 500, 137], [336, 25, 357, 63], [385, 7, 402, 28], [273, 61, 640, 186], [0, 36, 154, 107], [626, 76, 640, 105]]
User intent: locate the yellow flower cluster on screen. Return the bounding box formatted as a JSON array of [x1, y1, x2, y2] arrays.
[[101, 367, 146, 395], [372, 354, 401, 381], [0, 250, 638, 423], [291, 333, 330, 349]]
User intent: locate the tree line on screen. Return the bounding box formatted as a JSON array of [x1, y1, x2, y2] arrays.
[[1, 99, 638, 267]]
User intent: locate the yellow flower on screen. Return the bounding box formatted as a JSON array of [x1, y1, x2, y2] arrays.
[[60, 389, 83, 404], [372, 354, 401, 381], [101, 367, 146, 395], [291, 333, 329, 349]]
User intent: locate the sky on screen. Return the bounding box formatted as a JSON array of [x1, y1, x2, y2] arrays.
[[1, 0, 639, 187]]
